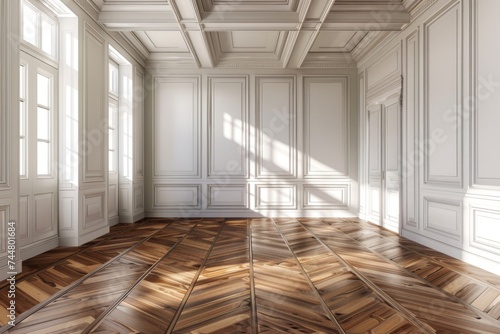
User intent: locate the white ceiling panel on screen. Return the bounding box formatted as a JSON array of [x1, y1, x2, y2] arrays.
[[135, 31, 189, 52], [97, 0, 413, 68], [310, 31, 368, 53]]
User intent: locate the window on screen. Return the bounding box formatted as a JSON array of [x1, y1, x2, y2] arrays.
[[22, 1, 58, 58], [36, 72, 53, 176], [108, 60, 119, 173]]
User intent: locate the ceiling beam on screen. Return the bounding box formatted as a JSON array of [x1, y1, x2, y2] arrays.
[[170, 0, 215, 68], [284, 0, 336, 69], [98, 11, 179, 30]]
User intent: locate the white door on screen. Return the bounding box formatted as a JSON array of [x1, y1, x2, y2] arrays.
[[367, 99, 401, 233], [19, 51, 58, 257]]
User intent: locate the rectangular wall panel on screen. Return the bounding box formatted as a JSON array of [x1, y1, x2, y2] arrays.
[[59, 196, 75, 230], [423, 197, 462, 244], [134, 184, 144, 213], [83, 191, 106, 230], [302, 185, 349, 209], [83, 23, 106, 183], [366, 45, 401, 90], [405, 30, 419, 228], [208, 76, 248, 177], [304, 76, 348, 178], [34, 193, 55, 239], [154, 77, 200, 178], [424, 4, 462, 187], [207, 184, 248, 209], [134, 70, 145, 179], [18, 196, 29, 244], [256, 77, 296, 178], [154, 184, 201, 208], [473, 0, 500, 186], [470, 206, 500, 256], [108, 184, 118, 217], [0, 206, 8, 254], [255, 185, 296, 209]]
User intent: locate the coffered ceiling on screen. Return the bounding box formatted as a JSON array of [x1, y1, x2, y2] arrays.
[[91, 0, 421, 68]]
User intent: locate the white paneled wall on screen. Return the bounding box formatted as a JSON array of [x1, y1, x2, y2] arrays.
[[0, 0, 20, 280], [146, 70, 358, 217], [359, 0, 500, 274]]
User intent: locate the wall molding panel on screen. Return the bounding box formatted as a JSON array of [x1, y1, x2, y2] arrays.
[[302, 184, 350, 209], [404, 28, 420, 230], [208, 76, 249, 178], [154, 184, 202, 209], [471, 0, 500, 187], [255, 184, 297, 210], [83, 190, 107, 231], [303, 76, 349, 178], [469, 205, 500, 257], [423, 196, 463, 247], [83, 21, 107, 183], [207, 184, 248, 209], [255, 76, 296, 179], [423, 1, 462, 188], [154, 76, 201, 178]]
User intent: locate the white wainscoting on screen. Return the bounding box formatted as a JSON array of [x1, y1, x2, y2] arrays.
[[423, 2, 462, 188], [154, 76, 201, 178], [256, 76, 296, 179], [422, 196, 462, 247], [472, 0, 500, 187], [208, 76, 248, 178], [303, 76, 349, 178], [83, 22, 106, 183], [255, 184, 297, 210], [83, 190, 107, 231], [147, 72, 357, 217], [207, 184, 248, 209]]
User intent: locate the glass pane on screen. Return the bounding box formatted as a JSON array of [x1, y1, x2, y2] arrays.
[[20, 65, 26, 99], [41, 15, 56, 57], [108, 102, 118, 128], [108, 128, 115, 150], [37, 73, 51, 107], [108, 151, 116, 172], [20, 138, 26, 177], [23, 3, 38, 46], [37, 141, 50, 175], [20, 101, 26, 136], [109, 62, 119, 94], [37, 107, 50, 141]]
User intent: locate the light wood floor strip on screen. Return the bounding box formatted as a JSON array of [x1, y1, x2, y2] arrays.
[[1, 218, 499, 333]]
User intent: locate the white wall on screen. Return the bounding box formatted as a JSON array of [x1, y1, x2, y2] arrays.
[[358, 0, 500, 274], [145, 69, 359, 218], [0, 0, 21, 280]]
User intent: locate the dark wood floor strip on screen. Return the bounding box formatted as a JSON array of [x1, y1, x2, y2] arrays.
[[248, 220, 259, 334]]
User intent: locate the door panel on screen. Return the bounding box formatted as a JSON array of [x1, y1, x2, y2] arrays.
[[383, 101, 401, 232], [19, 51, 58, 252], [367, 100, 401, 233], [368, 105, 382, 224]]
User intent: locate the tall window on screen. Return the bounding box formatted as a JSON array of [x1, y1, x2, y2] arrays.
[[108, 59, 119, 173]]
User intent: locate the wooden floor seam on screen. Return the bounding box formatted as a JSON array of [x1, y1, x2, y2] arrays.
[[1, 218, 499, 333]]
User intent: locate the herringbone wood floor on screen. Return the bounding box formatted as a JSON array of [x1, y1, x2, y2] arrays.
[[1, 218, 500, 333]]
